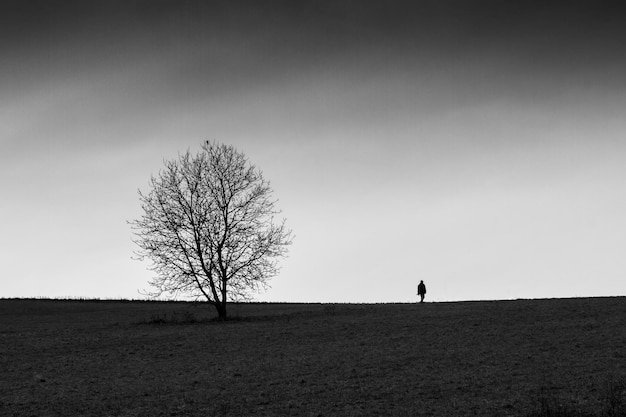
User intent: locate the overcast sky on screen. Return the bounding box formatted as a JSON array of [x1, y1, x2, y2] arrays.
[[2, 0, 626, 302]]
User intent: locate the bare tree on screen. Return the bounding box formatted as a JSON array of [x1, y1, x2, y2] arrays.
[[131, 141, 292, 318]]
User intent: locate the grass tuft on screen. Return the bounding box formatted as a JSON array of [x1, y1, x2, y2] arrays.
[[601, 378, 626, 417], [139, 310, 200, 325], [530, 379, 626, 417]]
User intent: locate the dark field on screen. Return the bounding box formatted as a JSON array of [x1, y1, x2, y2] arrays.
[[1, 297, 625, 416]]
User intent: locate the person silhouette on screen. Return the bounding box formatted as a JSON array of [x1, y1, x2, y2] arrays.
[[417, 280, 426, 303]]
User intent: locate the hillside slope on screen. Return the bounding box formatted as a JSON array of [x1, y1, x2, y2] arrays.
[[1, 297, 624, 416]]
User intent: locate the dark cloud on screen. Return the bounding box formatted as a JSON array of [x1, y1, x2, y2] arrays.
[[4, 1, 626, 57], [3, 1, 626, 116]]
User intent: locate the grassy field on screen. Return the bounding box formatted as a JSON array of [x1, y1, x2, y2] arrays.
[[1, 297, 625, 416]]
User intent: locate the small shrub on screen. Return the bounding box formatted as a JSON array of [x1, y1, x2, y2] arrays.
[[181, 310, 198, 323], [140, 310, 199, 325], [146, 313, 169, 325]]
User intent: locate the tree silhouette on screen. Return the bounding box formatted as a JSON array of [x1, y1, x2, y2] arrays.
[[131, 141, 292, 318]]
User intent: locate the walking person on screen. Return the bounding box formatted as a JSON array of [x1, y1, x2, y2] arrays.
[[417, 280, 426, 303]]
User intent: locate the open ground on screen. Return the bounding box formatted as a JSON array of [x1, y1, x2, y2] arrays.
[[1, 297, 625, 416]]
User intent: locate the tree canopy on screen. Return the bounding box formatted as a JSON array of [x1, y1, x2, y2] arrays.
[[131, 142, 292, 317]]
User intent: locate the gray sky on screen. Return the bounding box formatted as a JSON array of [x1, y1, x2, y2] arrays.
[[2, 0, 626, 302]]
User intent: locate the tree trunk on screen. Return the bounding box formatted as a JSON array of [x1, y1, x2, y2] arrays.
[[218, 282, 228, 319], [214, 301, 227, 319]]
